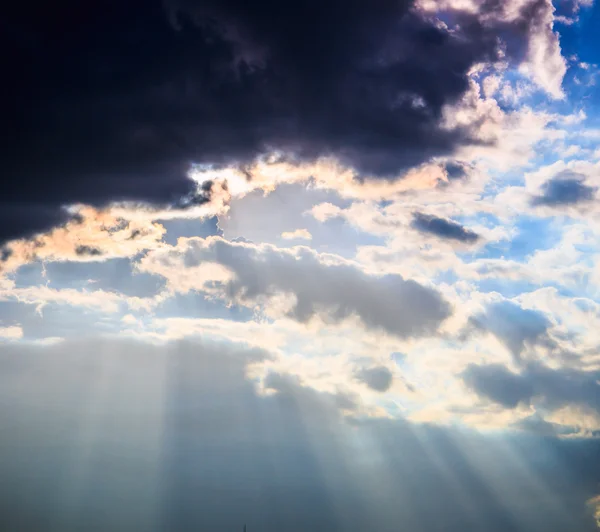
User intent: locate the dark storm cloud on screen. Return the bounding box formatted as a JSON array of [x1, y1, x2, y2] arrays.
[[355, 366, 394, 392], [0, 338, 599, 531], [531, 172, 597, 207], [2, 0, 548, 242], [411, 212, 480, 242]]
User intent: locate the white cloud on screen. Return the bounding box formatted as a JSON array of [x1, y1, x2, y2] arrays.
[[0, 206, 167, 277], [0, 278, 162, 316], [0, 325, 23, 340], [518, 0, 566, 99], [418, 0, 568, 98], [281, 229, 312, 241]]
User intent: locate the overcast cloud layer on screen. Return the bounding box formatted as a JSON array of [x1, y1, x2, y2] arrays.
[[2, 0, 600, 531]]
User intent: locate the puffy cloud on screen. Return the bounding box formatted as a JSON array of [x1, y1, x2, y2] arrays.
[[418, 0, 567, 98], [280, 229, 312, 241], [519, 0, 567, 99], [138, 237, 452, 338], [516, 288, 600, 358], [496, 159, 600, 221], [0, 325, 23, 340], [442, 79, 568, 170], [526, 160, 600, 192]]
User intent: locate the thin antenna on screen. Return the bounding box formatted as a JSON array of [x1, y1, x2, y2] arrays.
[[243, 525, 247, 532]]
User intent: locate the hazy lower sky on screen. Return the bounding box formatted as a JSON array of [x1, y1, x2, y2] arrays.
[[2, 1, 600, 530]]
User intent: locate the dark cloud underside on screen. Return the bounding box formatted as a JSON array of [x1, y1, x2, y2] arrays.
[[153, 238, 452, 337], [463, 363, 534, 408], [532, 173, 597, 206], [412, 212, 479, 242], [463, 361, 600, 426], [2, 0, 544, 241], [355, 366, 394, 392], [465, 301, 553, 364]]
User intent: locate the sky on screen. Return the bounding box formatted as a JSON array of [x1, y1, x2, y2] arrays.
[[2, 0, 600, 530]]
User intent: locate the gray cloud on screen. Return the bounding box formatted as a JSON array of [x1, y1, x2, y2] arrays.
[[146, 238, 452, 337], [264, 371, 360, 414], [462, 363, 535, 408], [411, 212, 479, 243], [355, 366, 394, 392], [463, 361, 600, 424], [532, 172, 597, 207], [467, 301, 551, 359]]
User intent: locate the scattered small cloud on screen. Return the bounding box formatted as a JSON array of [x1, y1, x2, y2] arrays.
[[531, 173, 597, 207], [281, 229, 312, 241], [0, 325, 23, 340], [411, 212, 479, 243], [355, 366, 394, 392]]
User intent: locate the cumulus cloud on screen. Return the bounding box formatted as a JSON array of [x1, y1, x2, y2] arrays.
[[418, 0, 567, 98], [519, 0, 567, 99], [138, 237, 452, 338]]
